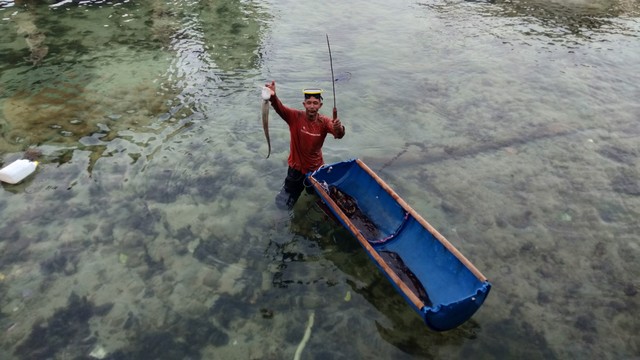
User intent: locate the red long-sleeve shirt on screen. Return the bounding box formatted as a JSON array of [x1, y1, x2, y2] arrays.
[[270, 95, 345, 174]]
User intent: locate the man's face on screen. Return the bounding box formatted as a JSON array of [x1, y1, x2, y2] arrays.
[[303, 97, 323, 118]]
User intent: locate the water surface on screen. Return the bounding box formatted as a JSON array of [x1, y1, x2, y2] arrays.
[[1, 0, 639, 358]]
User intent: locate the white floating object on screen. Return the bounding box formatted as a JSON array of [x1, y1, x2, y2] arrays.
[[0, 159, 38, 184]]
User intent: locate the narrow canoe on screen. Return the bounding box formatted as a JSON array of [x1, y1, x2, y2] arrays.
[[307, 158, 491, 331]]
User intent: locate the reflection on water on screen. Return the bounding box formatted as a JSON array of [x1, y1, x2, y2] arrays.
[[0, 0, 265, 173], [420, 0, 640, 41], [1, 0, 640, 358], [487, 0, 640, 38]]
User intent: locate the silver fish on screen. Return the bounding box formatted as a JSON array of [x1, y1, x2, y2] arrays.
[[261, 87, 271, 158]]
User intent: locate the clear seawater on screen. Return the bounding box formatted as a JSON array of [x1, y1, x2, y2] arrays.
[[1, 0, 639, 359]]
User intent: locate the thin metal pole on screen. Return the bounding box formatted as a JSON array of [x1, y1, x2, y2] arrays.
[[326, 34, 337, 120]]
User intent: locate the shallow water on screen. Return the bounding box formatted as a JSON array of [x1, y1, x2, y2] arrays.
[[1, 0, 639, 359]]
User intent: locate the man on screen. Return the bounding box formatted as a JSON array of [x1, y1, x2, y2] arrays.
[[264, 81, 346, 210]]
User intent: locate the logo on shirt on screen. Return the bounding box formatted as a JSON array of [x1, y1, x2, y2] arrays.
[[301, 126, 321, 137]]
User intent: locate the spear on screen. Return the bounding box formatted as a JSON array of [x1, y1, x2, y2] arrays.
[[326, 34, 337, 120]]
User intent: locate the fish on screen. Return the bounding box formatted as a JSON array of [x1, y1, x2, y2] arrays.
[[261, 87, 271, 158]]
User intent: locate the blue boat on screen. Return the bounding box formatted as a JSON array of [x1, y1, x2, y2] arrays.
[[307, 159, 491, 331]]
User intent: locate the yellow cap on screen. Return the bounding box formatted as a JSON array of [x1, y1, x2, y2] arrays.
[[303, 88, 323, 95], [303, 88, 323, 100]]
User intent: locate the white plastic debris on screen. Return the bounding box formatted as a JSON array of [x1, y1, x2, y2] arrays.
[[89, 345, 108, 359], [0, 159, 38, 184]]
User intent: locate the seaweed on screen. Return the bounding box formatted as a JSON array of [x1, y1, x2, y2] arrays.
[[209, 293, 251, 330], [327, 185, 381, 241], [104, 315, 228, 360], [124, 331, 200, 360], [379, 251, 433, 308], [14, 292, 113, 360]]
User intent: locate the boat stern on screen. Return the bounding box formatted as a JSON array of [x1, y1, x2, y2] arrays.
[[422, 281, 492, 331]]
